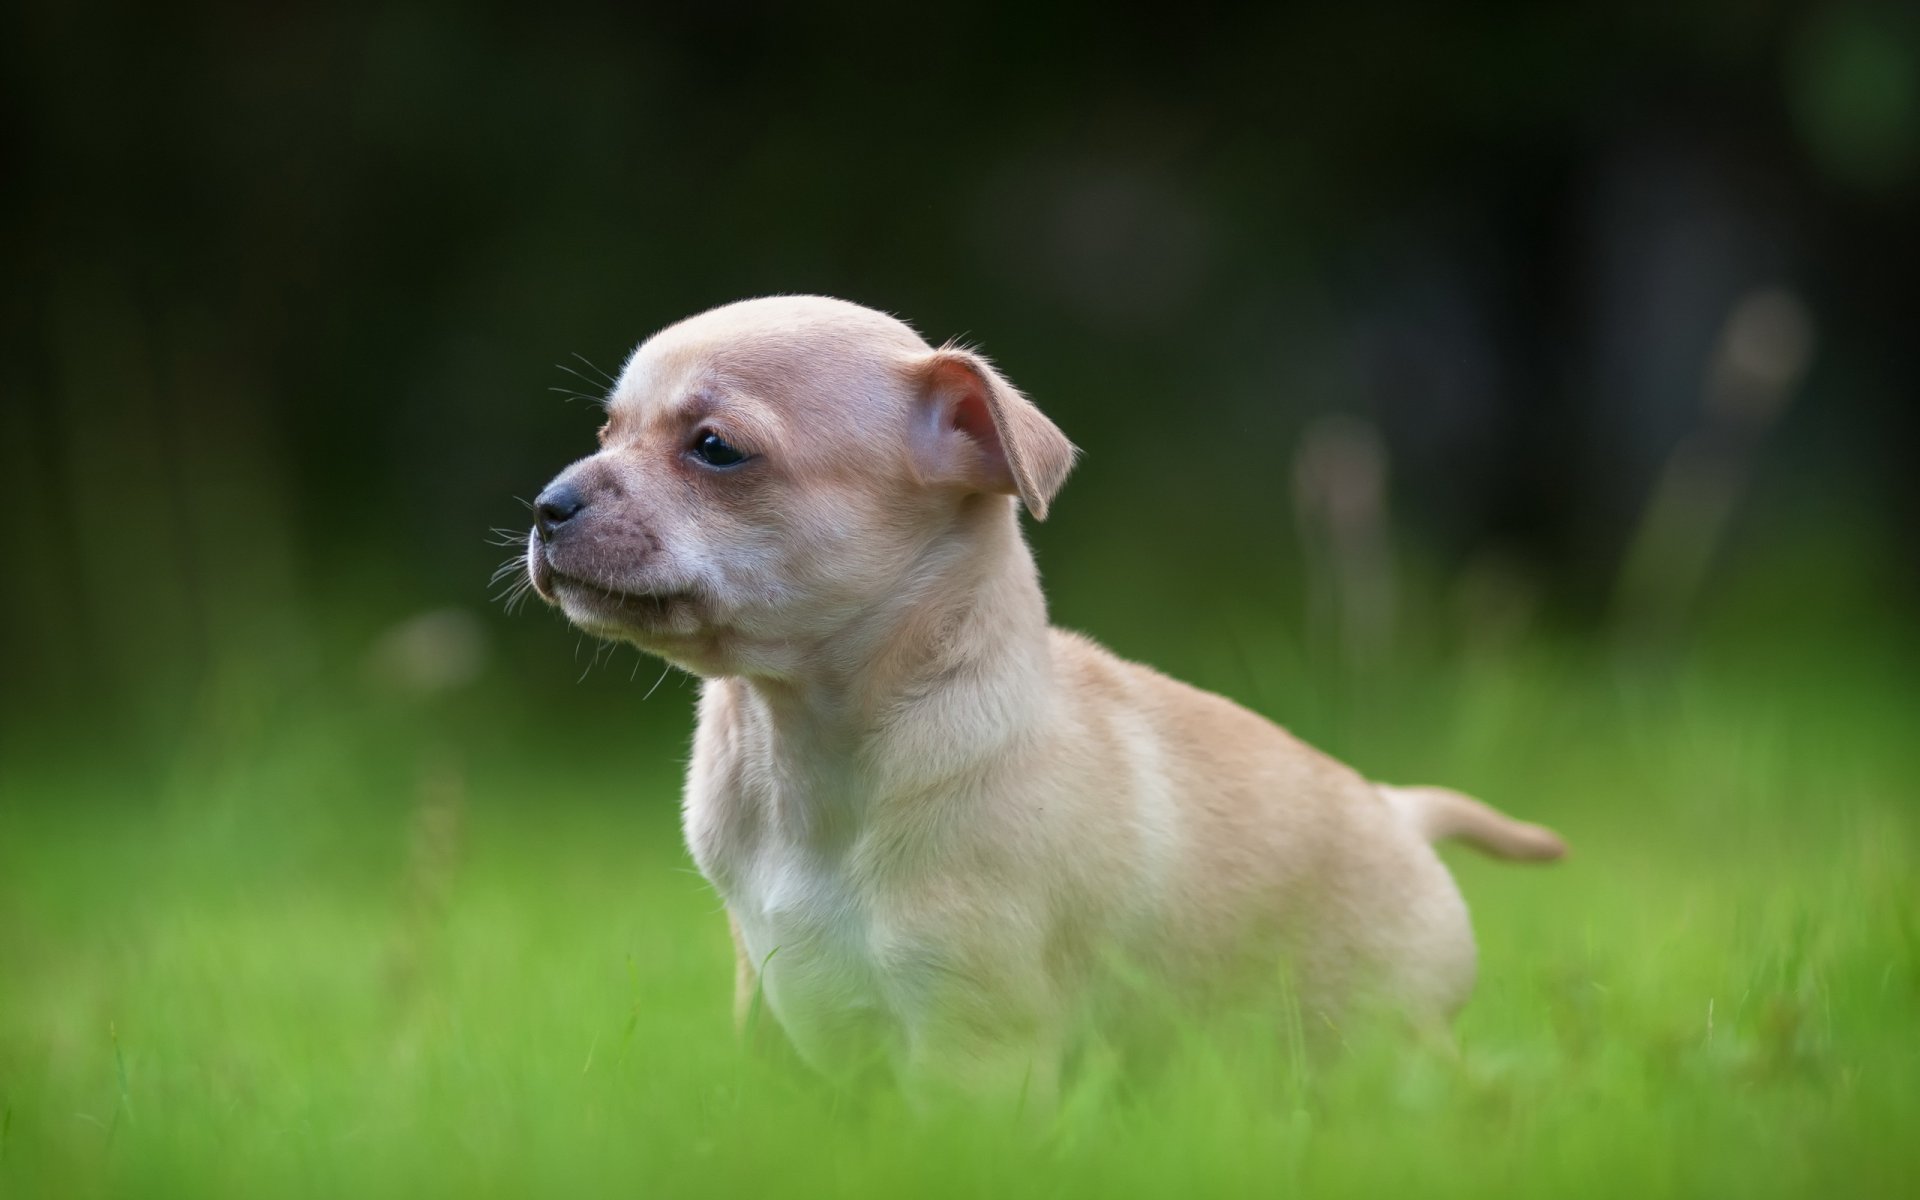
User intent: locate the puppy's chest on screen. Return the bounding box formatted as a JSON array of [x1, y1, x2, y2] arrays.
[[728, 842, 915, 1065], [730, 848, 877, 984], [687, 775, 908, 1048]]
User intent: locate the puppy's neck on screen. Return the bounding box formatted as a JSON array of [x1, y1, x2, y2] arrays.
[[735, 497, 1052, 813]]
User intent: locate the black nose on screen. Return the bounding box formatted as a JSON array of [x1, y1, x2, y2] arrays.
[[534, 482, 586, 542]]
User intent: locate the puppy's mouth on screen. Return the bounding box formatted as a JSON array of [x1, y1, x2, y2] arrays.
[[550, 572, 696, 627], [528, 539, 698, 633]]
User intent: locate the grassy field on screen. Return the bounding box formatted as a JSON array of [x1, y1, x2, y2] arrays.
[[3, 594, 1917, 1198]]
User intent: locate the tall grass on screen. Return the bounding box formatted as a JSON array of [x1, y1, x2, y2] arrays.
[[4, 586, 1915, 1198]]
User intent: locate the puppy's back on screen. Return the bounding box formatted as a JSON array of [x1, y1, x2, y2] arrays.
[[1045, 628, 1475, 1015]]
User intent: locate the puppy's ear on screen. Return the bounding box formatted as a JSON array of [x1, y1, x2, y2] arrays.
[[908, 347, 1079, 520]]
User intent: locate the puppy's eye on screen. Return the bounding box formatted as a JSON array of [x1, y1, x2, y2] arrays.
[[692, 431, 749, 468]]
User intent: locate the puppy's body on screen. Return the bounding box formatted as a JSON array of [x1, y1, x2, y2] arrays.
[[526, 296, 1562, 1104]]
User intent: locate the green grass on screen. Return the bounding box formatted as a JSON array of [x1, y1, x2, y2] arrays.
[[3, 616, 1917, 1198]]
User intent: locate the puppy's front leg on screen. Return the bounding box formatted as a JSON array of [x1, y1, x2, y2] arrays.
[[728, 912, 791, 1063], [901, 1018, 1063, 1118], [888, 944, 1064, 1117]]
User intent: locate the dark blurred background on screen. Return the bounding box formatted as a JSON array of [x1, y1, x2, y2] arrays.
[[4, 1, 1917, 763]]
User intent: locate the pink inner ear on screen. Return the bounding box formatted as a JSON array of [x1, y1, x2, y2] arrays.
[[920, 359, 1014, 494], [950, 387, 999, 450]]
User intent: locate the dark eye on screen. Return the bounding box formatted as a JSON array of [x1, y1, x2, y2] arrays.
[[692, 431, 749, 468]]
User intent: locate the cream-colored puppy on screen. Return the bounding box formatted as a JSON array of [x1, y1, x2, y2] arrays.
[[525, 295, 1563, 1106]]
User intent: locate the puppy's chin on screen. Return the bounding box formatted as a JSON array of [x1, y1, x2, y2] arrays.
[[524, 535, 687, 636], [523, 540, 766, 679]]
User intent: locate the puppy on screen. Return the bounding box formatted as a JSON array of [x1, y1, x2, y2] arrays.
[[525, 296, 1564, 1107]]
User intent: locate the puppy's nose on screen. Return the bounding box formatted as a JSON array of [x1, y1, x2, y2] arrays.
[[534, 482, 586, 542]]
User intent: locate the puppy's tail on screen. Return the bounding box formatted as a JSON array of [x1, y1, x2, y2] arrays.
[[1377, 784, 1567, 863]]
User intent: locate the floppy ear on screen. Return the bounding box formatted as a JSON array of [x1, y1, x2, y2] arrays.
[[907, 347, 1079, 520]]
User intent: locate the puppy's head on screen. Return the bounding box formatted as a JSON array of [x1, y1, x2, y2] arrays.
[[524, 296, 1077, 677]]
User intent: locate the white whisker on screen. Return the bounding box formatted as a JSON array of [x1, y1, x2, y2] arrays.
[[641, 659, 673, 700], [570, 352, 619, 387]]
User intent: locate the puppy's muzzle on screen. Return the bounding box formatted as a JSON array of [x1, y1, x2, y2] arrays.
[[534, 480, 586, 544]]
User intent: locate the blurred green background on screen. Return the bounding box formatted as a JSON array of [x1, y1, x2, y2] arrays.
[[3, 2, 1918, 1196], [5, 0, 1919, 746]]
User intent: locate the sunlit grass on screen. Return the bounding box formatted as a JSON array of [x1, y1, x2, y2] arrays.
[[2, 616, 1916, 1197]]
